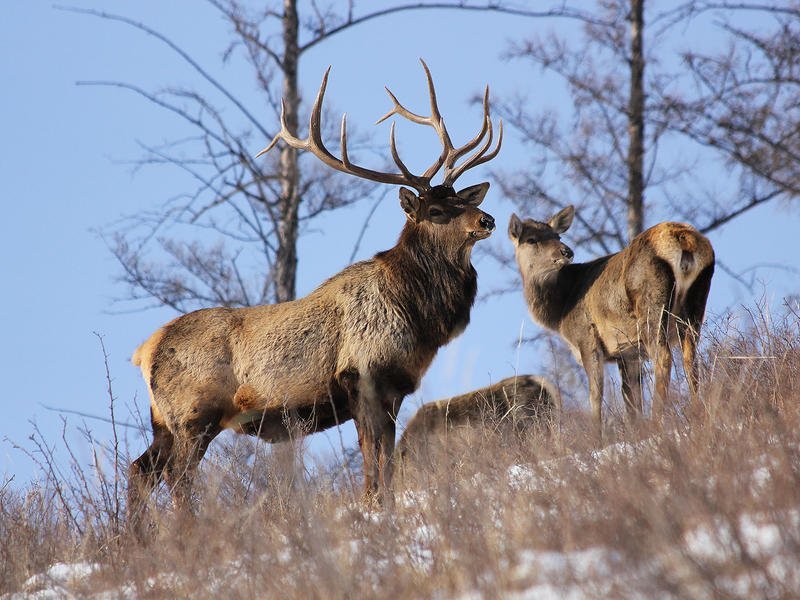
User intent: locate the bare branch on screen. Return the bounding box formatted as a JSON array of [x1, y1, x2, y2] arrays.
[[59, 5, 272, 140]]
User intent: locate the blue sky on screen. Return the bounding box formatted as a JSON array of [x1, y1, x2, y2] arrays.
[[2, 1, 798, 484]]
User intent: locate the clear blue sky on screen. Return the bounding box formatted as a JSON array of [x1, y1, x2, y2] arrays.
[[2, 1, 797, 485]]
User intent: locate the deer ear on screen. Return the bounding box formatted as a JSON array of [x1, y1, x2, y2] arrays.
[[457, 182, 490, 206], [399, 187, 420, 222], [508, 213, 523, 241], [549, 205, 575, 234]]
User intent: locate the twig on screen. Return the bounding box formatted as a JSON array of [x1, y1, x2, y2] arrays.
[[39, 403, 139, 430]]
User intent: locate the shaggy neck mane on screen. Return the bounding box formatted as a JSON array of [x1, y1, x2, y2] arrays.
[[377, 221, 478, 348]]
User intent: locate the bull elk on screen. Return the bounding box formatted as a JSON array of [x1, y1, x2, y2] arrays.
[[396, 375, 557, 474], [128, 60, 502, 530], [508, 206, 714, 436]]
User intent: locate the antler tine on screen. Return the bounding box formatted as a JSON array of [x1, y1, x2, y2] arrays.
[[439, 86, 492, 183], [375, 87, 428, 126], [256, 64, 502, 193], [388, 122, 418, 182], [418, 58, 453, 148], [444, 117, 503, 186], [255, 99, 298, 158], [374, 59, 456, 185]]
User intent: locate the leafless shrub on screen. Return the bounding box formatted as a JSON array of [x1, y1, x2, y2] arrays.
[[2, 299, 799, 597]]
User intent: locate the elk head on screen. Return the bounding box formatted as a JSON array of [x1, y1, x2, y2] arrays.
[[256, 59, 501, 249], [399, 183, 494, 250], [508, 206, 575, 280]]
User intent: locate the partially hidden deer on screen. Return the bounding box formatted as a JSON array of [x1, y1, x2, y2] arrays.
[[128, 60, 502, 531], [508, 206, 714, 436], [396, 375, 557, 475]]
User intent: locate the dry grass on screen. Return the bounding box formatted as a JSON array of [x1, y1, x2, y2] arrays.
[[2, 300, 799, 598]]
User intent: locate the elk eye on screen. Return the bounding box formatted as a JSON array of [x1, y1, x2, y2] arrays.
[[429, 207, 444, 217]]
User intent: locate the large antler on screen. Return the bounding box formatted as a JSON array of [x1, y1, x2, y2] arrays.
[[376, 59, 503, 188], [256, 60, 502, 193]]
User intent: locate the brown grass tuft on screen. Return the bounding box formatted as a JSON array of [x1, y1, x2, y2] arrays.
[[2, 300, 799, 598]]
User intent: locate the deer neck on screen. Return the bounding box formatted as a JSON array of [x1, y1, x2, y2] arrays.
[[520, 265, 570, 331], [394, 223, 476, 273], [378, 223, 478, 346]]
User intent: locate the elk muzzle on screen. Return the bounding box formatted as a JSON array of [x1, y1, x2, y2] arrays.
[[470, 210, 495, 239], [555, 243, 574, 265]]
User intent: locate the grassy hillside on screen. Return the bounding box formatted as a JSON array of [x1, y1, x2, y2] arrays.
[[2, 301, 799, 598]]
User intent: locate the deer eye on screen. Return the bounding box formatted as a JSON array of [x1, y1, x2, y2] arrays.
[[525, 238, 538, 245], [429, 207, 444, 217]]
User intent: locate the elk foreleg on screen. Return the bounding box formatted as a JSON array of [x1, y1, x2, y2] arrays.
[[354, 413, 387, 508], [377, 413, 397, 510], [580, 335, 605, 441], [352, 373, 400, 508]]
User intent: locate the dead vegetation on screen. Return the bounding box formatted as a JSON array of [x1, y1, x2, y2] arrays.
[[2, 300, 799, 598]]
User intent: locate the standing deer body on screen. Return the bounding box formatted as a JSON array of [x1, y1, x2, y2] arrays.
[[508, 206, 714, 435], [128, 60, 502, 529]]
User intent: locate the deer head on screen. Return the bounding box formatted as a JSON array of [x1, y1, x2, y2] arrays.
[[508, 206, 575, 279], [256, 59, 501, 247]]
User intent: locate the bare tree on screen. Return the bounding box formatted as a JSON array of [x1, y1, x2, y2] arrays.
[[68, 0, 505, 310], [663, 1, 800, 231], [489, 0, 798, 262]]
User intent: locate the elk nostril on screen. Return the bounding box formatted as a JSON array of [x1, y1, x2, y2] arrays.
[[480, 215, 495, 230], [562, 247, 573, 259]]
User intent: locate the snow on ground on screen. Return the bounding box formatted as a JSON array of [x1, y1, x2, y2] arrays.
[[6, 437, 799, 598], [6, 512, 798, 598], [7, 562, 100, 599]]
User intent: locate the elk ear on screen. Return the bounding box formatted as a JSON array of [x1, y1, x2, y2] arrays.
[[457, 182, 490, 206], [508, 213, 523, 241], [549, 205, 575, 234], [399, 187, 420, 222]]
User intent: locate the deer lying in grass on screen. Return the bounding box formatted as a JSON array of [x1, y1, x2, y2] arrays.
[[396, 375, 557, 473], [509, 206, 714, 436], [128, 60, 502, 531]]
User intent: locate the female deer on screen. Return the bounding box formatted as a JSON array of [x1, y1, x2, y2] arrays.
[[509, 206, 714, 436]]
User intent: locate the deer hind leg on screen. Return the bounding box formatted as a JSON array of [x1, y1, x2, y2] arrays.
[[678, 265, 714, 403], [162, 408, 222, 516], [127, 413, 175, 539], [617, 355, 644, 422], [635, 260, 675, 422], [651, 310, 673, 423]]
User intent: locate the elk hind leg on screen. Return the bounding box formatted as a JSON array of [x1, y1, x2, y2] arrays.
[[127, 416, 175, 538], [162, 409, 222, 516], [651, 317, 673, 423], [617, 355, 644, 422], [636, 262, 675, 422], [678, 265, 714, 403]]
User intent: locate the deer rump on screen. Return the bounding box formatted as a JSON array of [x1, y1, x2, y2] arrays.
[[563, 222, 715, 362]]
